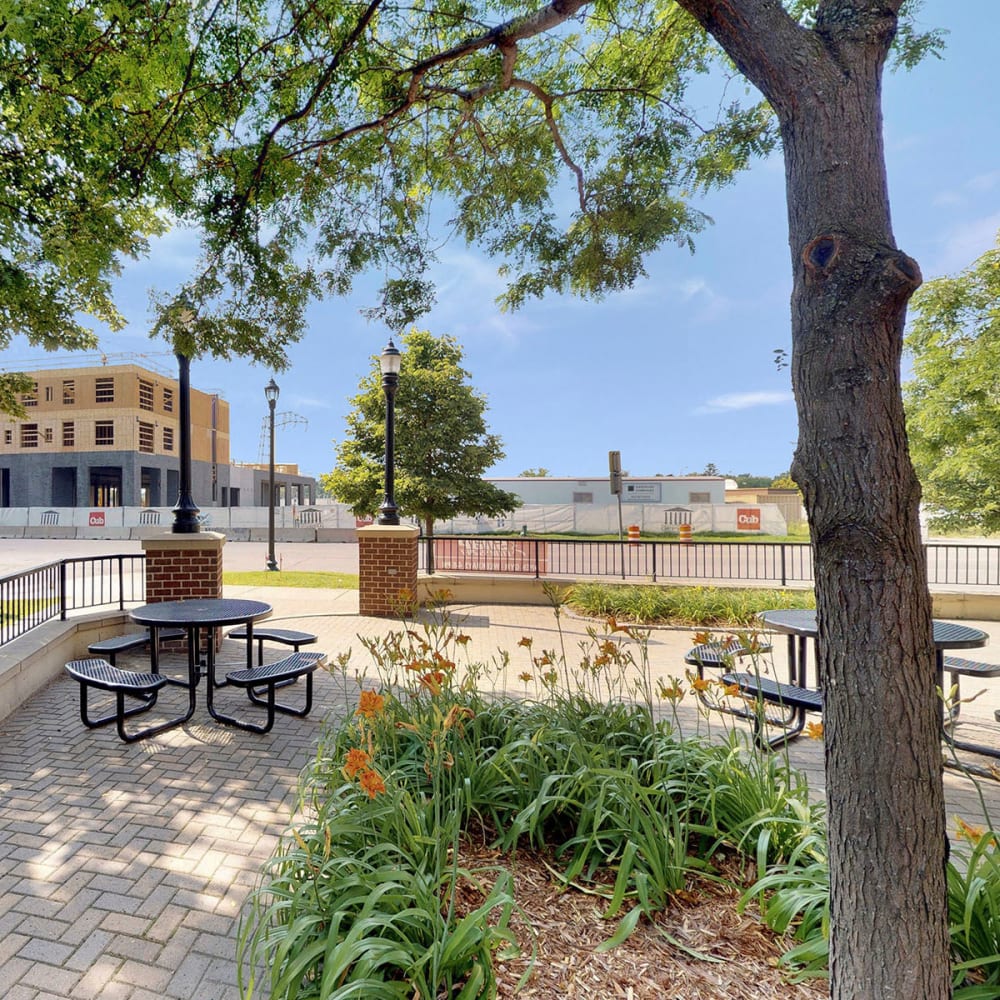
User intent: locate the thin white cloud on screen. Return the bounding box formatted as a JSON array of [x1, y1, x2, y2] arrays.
[[925, 211, 1000, 276], [695, 390, 792, 415]]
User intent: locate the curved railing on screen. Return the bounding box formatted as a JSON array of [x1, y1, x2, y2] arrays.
[[0, 555, 146, 647]]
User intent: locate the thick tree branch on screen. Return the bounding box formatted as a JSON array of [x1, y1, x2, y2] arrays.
[[510, 78, 587, 211]]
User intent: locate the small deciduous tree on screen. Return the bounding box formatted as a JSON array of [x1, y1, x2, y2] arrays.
[[322, 330, 521, 536], [904, 231, 1000, 532], [519, 467, 551, 477]]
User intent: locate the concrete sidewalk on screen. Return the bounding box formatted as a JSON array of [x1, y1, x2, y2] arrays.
[[3, 587, 1000, 999]]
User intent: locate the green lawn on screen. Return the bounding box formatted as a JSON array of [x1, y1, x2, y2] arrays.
[[222, 570, 358, 589]]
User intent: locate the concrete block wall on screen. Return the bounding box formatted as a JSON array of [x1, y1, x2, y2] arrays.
[[358, 524, 419, 617]]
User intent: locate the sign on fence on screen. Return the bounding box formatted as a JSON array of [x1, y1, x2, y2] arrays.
[[434, 538, 547, 575], [736, 508, 761, 531]]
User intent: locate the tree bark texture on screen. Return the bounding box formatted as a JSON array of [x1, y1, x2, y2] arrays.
[[678, 1, 949, 997]]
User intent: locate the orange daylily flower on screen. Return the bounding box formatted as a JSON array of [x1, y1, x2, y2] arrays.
[[356, 690, 385, 719], [358, 768, 386, 798], [805, 722, 824, 740], [343, 748, 371, 779]]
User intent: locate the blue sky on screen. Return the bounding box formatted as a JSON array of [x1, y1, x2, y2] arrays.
[[5, 0, 998, 481]]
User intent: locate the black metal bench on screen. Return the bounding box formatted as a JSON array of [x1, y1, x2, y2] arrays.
[[64, 657, 195, 743], [684, 638, 779, 720], [721, 671, 823, 750], [208, 651, 325, 734], [226, 627, 318, 665], [88, 628, 187, 666], [942, 656, 1000, 719]]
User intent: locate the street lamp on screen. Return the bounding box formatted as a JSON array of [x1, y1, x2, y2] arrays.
[[378, 339, 402, 526], [265, 377, 279, 570], [171, 309, 201, 533]]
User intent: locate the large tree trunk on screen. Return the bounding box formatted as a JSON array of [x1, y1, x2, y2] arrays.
[[678, 2, 949, 996]]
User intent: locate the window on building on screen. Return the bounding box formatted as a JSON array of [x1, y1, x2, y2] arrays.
[[63, 380, 75, 404], [163, 387, 174, 412], [688, 492, 711, 504], [95, 420, 114, 445], [43, 427, 53, 443], [138, 421, 155, 454], [3, 429, 11, 445], [95, 377, 115, 403], [163, 426, 174, 451], [21, 383, 38, 407], [572, 492, 594, 503], [20, 424, 39, 447], [44, 385, 54, 402], [138, 379, 154, 411], [62, 422, 75, 447]]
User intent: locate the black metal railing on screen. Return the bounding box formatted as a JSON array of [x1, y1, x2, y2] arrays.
[[420, 537, 1000, 589], [0, 555, 146, 647]]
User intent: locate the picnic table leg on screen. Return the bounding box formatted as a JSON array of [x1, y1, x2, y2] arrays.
[[938, 650, 1000, 764]]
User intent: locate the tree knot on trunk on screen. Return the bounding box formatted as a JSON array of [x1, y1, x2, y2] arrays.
[[883, 250, 922, 296], [802, 234, 842, 281]]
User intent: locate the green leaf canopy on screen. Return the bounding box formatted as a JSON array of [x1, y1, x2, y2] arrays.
[[322, 329, 521, 534]]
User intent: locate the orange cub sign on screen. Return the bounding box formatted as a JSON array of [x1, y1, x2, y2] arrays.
[[736, 508, 761, 531]]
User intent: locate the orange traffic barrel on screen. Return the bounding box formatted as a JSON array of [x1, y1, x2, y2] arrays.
[[627, 524, 641, 544], [678, 523, 692, 543]]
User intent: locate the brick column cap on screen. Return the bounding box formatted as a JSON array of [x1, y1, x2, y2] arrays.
[[358, 524, 420, 539], [141, 531, 227, 554]]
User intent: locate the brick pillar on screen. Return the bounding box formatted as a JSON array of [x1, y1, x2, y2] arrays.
[[358, 524, 420, 617], [141, 531, 226, 650]]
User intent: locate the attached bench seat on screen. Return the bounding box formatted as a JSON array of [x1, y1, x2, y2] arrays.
[[209, 651, 326, 734], [684, 637, 776, 720], [226, 627, 319, 665], [64, 657, 195, 743], [683, 637, 773, 672], [944, 656, 1000, 721], [721, 671, 823, 750], [88, 627, 187, 666]]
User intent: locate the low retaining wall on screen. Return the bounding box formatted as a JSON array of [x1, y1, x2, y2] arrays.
[[0, 610, 131, 726]]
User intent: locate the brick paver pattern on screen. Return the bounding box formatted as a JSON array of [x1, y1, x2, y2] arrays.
[[3, 585, 1000, 998]]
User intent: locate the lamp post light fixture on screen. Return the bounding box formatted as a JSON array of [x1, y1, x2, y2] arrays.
[[171, 308, 201, 533], [378, 339, 402, 526], [265, 377, 280, 571]]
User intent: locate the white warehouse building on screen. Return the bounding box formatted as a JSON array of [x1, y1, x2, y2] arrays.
[[434, 475, 789, 535]]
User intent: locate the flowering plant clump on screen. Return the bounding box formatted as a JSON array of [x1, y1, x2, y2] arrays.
[[242, 598, 1000, 999]]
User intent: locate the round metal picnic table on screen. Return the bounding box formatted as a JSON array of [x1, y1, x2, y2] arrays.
[[759, 608, 992, 759], [131, 597, 273, 682]]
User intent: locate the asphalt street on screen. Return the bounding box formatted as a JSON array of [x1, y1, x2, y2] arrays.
[[0, 537, 360, 576]]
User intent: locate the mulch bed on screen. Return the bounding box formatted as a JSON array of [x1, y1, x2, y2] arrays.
[[454, 839, 826, 999]]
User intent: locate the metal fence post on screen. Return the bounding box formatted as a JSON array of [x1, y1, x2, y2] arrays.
[[59, 561, 68, 621], [781, 545, 787, 587]]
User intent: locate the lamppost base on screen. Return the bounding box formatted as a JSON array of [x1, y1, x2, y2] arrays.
[[377, 506, 400, 526], [265, 559, 279, 571], [171, 502, 201, 534]]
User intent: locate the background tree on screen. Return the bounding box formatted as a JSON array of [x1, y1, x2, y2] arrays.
[[519, 468, 551, 477], [322, 330, 521, 536], [770, 473, 799, 490], [904, 231, 1000, 532]]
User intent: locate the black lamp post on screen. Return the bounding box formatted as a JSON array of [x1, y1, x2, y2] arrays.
[[265, 377, 279, 571], [171, 310, 201, 532], [378, 339, 401, 526]]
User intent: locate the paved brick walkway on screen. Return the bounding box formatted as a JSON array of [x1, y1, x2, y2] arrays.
[[3, 586, 1000, 998]]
